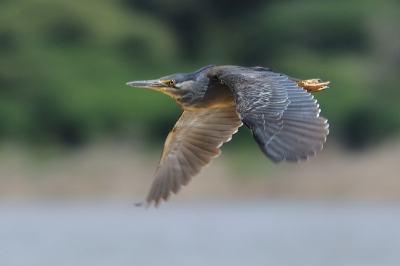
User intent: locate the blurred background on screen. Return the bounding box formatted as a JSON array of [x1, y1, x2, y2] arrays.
[[1, 0, 400, 265]]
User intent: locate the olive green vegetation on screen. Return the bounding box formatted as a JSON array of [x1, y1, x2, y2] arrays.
[[0, 0, 399, 150]]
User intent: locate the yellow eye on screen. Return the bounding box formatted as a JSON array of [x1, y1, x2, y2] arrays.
[[167, 80, 176, 87], [160, 79, 176, 87]]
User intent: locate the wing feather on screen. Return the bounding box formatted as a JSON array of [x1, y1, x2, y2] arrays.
[[213, 66, 329, 163], [143, 106, 242, 206]]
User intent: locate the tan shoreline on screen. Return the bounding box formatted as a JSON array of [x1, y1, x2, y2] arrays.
[[1, 140, 399, 202]]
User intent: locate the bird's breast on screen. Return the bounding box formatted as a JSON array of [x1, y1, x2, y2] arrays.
[[178, 83, 235, 111]]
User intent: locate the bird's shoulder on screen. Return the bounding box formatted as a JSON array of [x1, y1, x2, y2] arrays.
[[204, 65, 291, 93], [205, 65, 283, 80]]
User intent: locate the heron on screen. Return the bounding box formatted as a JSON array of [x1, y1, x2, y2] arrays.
[[127, 65, 330, 206]]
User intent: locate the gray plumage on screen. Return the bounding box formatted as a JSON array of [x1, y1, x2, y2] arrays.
[[127, 65, 329, 206]]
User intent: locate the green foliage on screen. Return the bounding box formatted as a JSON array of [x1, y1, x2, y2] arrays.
[[0, 0, 399, 150]]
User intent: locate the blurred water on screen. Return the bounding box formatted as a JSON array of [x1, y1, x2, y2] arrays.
[[1, 200, 399, 266]]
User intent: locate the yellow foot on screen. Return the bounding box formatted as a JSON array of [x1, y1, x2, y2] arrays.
[[295, 79, 330, 93]]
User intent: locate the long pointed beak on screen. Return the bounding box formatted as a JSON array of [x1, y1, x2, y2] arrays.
[[126, 79, 165, 89]]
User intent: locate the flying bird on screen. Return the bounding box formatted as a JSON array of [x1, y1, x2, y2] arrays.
[[127, 65, 329, 206]]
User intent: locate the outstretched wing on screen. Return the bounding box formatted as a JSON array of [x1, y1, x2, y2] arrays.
[[142, 106, 242, 206], [213, 66, 329, 162]]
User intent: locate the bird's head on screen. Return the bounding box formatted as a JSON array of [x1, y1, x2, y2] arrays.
[[126, 66, 215, 105], [126, 75, 184, 99]]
